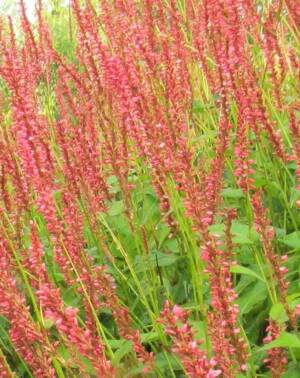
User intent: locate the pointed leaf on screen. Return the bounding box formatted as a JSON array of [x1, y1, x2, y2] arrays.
[[261, 332, 300, 350], [231, 265, 264, 282]]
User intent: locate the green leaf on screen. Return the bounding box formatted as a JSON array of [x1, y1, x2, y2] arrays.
[[43, 318, 55, 330], [231, 265, 264, 282], [155, 352, 181, 370], [134, 251, 180, 272], [287, 293, 300, 303], [275, 227, 286, 238], [288, 161, 297, 170], [269, 303, 288, 323], [79, 355, 95, 374], [189, 320, 206, 341], [140, 331, 159, 343], [58, 344, 71, 363], [235, 274, 255, 294], [140, 194, 159, 224], [156, 224, 171, 247], [222, 188, 245, 199], [108, 339, 126, 349], [108, 215, 130, 236], [232, 235, 253, 245], [282, 363, 300, 378], [231, 222, 259, 245], [0, 316, 9, 328], [108, 200, 124, 216], [53, 271, 65, 283], [237, 281, 267, 315], [192, 100, 204, 114], [107, 175, 118, 186], [112, 340, 132, 365], [62, 288, 80, 307], [232, 222, 259, 239], [208, 223, 225, 235], [163, 238, 180, 254], [254, 176, 268, 189], [107, 175, 120, 194], [261, 332, 300, 350], [153, 251, 180, 267], [290, 187, 300, 204], [280, 232, 300, 250]]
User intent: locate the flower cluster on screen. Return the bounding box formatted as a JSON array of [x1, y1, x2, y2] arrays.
[[159, 301, 221, 378], [263, 320, 288, 378], [0, 0, 298, 376]]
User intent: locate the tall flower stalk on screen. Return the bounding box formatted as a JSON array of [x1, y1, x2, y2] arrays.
[[0, 0, 299, 376]]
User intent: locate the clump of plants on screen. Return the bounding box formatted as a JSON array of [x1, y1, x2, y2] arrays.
[[0, 0, 299, 377]]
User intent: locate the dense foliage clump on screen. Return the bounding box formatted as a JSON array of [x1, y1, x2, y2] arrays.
[[0, 0, 299, 377]]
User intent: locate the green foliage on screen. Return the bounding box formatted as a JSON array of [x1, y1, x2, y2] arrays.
[[0, 0, 300, 377]]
